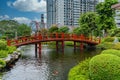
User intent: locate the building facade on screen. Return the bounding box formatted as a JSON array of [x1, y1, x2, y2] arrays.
[[47, 0, 98, 28]]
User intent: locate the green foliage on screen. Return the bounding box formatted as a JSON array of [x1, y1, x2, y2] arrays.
[[109, 28, 120, 37], [0, 59, 6, 68], [0, 20, 19, 39], [0, 20, 31, 38], [89, 54, 120, 80], [97, 42, 112, 49], [98, 42, 120, 50], [7, 46, 16, 54], [96, 0, 118, 36], [17, 24, 31, 36], [48, 25, 59, 33], [65, 41, 73, 46], [68, 59, 90, 80], [103, 37, 115, 42], [0, 50, 8, 58], [113, 42, 120, 50], [0, 40, 7, 50], [72, 27, 82, 35], [101, 49, 120, 57], [58, 26, 69, 33], [79, 12, 100, 36]]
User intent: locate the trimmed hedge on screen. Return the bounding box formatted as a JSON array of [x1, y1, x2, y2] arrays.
[[68, 59, 90, 80], [101, 49, 120, 57], [89, 54, 120, 80]]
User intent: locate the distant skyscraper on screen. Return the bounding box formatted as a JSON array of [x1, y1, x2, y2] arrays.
[[46, 0, 56, 28], [47, 0, 98, 28]]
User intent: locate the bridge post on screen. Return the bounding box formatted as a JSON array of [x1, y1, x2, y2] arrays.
[[74, 41, 76, 52], [56, 41, 59, 52], [38, 43, 41, 58], [61, 41, 64, 53], [80, 43, 84, 50], [35, 44, 37, 58]]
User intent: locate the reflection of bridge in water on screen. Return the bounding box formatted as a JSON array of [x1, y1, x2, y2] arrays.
[[7, 33, 101, 57]]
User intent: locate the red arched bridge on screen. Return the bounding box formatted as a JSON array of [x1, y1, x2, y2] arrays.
[[7, 33, 100, 57]]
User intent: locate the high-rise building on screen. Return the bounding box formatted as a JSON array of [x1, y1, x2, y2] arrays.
[[47, 0, 98, 28], [46, 0, 56, 28]]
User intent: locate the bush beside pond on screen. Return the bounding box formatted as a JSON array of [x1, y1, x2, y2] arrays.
[[89, 54, 120, 80], [68, 50, 120, 80], [97, 42, 120, 50], [101, 49, 120, 57], [68, 59, 90, 80]]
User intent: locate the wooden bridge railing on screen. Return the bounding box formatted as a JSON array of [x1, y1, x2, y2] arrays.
[[7, 33, 101, 46]]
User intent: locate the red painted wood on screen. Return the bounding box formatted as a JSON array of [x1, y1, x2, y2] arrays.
[[7, 33, 100, 47]]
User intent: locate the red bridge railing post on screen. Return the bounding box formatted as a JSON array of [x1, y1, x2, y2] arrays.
[[7, 40, 11, 46], [56, 33, 58, 39], [61, 33, 64, 39]]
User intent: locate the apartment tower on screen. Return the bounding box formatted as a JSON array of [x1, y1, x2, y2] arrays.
[[47, 0, 98, 28]]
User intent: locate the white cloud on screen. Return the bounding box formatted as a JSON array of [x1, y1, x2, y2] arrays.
[[0, 15, 10, 20], [13, 17, 31, 24], [7, 0, 46, 12]]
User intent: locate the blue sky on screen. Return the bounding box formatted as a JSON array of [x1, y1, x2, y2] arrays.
[[0, 0, 46, 24], [0, 0, 104, 24]]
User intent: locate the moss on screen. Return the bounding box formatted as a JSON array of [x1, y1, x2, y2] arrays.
[[101, 49, 120, 57], [68, 59, 90, 80], [89, 54, 120, 80]]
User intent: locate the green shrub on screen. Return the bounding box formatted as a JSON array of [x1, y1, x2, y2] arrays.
[[113, 42, 120, 50], [0, 50, 8, 58], [0, 59, 6, 68], [101, 49, 120, 57], [65, 41, 73, 46], [97, 42, 114, 49], [7, 46, 16, 54], [89, 54, 120, 80], [97, 42, 120, 50], [68, 59, 90, 80], [0, 40, 7, 50], [103, 37, 115, 42]]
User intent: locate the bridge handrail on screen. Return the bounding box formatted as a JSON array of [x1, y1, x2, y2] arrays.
[[7, 33, 100, 46]]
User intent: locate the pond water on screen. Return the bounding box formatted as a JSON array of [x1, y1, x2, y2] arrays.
[[1, 45, 101, 80]]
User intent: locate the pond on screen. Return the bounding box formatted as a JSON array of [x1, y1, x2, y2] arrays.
[[1, 45, 101, 80]]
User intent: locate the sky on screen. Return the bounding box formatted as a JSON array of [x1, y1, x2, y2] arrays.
[[0, 0, 46, 24], [0, 0, 104, 25]]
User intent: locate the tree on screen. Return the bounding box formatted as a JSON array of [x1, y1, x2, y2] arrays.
[[58, 26, 69, 33], [48, 25, 59, 33], [78, 12, 99, 36], [0, 20, 19, 39], [96, 0, 118, 37], [17, 24, 31, 36]]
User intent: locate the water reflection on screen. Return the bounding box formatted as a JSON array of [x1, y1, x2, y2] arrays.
[[2, 45, 101, 80]]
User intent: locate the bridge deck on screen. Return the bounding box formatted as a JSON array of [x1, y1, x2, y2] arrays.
[[7, 33, 100, 47]]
